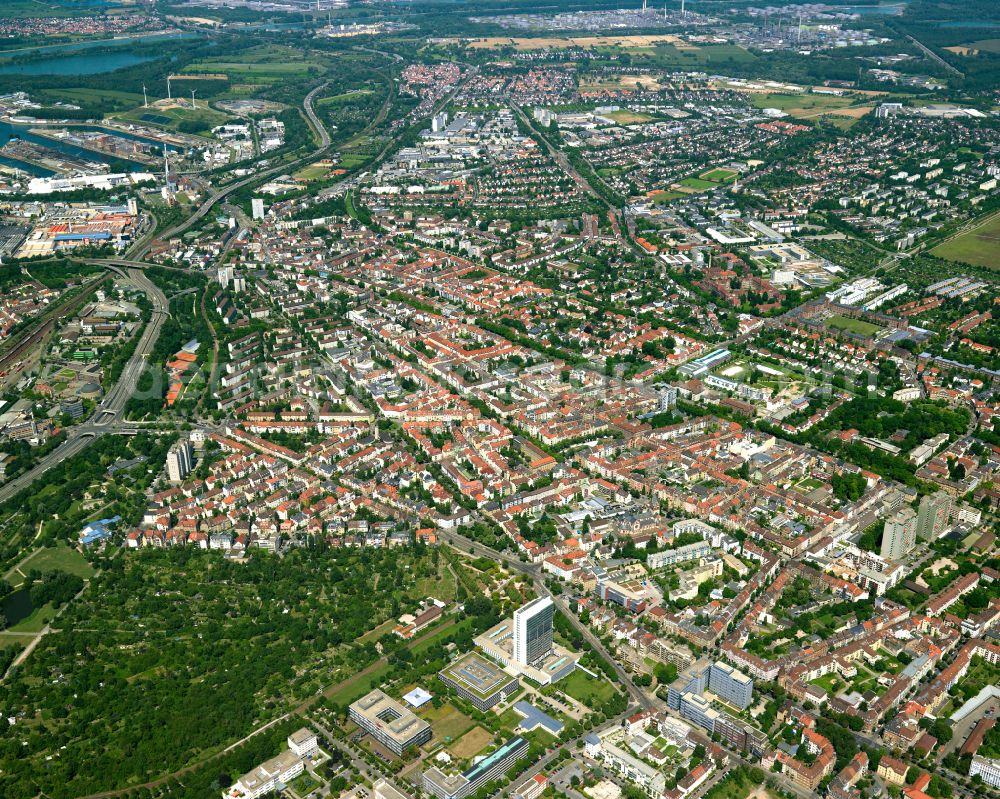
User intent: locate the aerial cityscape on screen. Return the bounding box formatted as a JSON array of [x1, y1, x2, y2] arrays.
[[0, 1, 997, 799]]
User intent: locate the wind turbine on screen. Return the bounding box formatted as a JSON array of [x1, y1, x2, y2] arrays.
[[142, 84, 148, 108], [167, 76, 172, 101], [191, 90, 197, 110]]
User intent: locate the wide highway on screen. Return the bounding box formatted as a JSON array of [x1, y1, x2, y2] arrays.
[[145, 82, 332, 248]]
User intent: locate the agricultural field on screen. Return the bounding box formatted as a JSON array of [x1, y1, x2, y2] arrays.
[[0, 0, 133, 18], [946, 39, 1000, 56], [932, 210, 1000, 269], [644, 43, 756, 69], [750, 91, 874, 127]]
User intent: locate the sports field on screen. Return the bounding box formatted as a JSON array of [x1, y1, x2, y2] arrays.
[[932, 211, 1000, 269], [701, 168, 739, 183], [826, 314, 881, 337]]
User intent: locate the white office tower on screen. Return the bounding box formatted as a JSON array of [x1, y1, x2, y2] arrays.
[[513, 596, 554, 667], [232, 275, 247, 293], [217, 265, 234, 287], [166, 439, 194, 483], [251, 198, 265, 220], [127, 197, 139, 216], [431, 111, 448, 133]]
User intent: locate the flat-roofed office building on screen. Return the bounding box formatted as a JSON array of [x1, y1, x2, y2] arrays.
[[423, 736, 529, 799], [349, 690, 432, 755], [438, 652, 519, 711]]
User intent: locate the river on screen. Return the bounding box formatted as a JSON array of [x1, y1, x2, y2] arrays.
[[0, 120, 153, 176]]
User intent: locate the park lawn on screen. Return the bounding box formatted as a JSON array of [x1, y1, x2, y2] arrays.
[[559, 669, 616, 708], [12, 545, 96, 584], [0, 633, 36, 650], [808, 672, 843, 694], [449, 725, 493, 758], [8, 602, 57, 633], [932, 210, 1000, 269], [826, 314, 881, 337]]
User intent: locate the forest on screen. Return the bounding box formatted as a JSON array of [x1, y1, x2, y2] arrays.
[[0, 544, 455, 799]]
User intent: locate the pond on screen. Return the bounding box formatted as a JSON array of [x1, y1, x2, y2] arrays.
[[1, 588, 34, 628]]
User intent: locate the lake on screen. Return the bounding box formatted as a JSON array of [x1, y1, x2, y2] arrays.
[[839, 4, 906, 15], [0, 31, 196, 58], [0, 51, 156, 76]]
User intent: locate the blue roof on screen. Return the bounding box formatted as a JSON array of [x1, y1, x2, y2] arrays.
[[514, 701, 563, 735], [55, 232, 111, 242]]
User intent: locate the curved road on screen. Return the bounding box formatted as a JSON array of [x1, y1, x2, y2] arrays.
[[143, 82, 332, 249], [0, 268, 168, 505]]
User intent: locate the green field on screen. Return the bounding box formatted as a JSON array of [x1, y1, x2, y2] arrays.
[[679, 177, 719, 191], [647, 43, 756, 69], [932, 210, 1000, 269], [652, 190, 687, 204], [0, 0, 130, 18], [5, 545, 95, 588], [964, 39, 1000, 54], [0, 633, 36, 650], [115, 104, 231, 137], [751, 92, 855, 115], [318, 90, 373, 106], [559, 669, 617, 707], [701, 168, 739, 183], [826, 314, 881, 337], [421, 702, 475, 744]]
